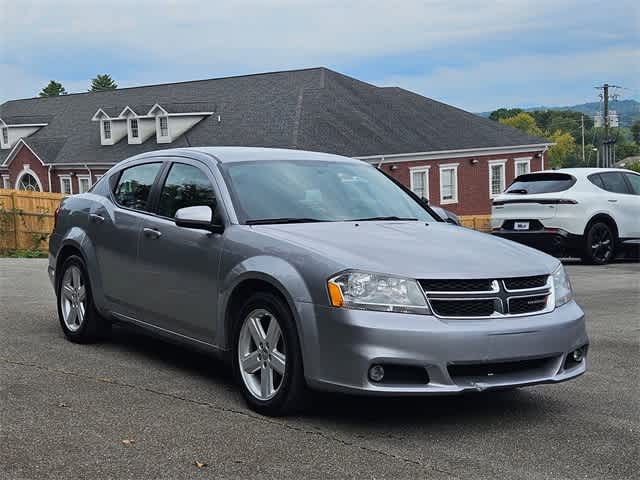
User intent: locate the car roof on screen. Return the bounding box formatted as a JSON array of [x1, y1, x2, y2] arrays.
[[134, 146, 362, 165], [533, 167, 638, 178]]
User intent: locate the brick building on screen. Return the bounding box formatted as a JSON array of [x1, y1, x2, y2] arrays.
[[0, 68, 550, 215]]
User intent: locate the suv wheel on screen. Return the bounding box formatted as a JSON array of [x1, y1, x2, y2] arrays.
[[57, 255, 110, 343], [583, 222, 615, 265], [232, 292, 307, 416]]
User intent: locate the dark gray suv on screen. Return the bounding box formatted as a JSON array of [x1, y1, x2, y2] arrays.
[[49, 147, 588, 416]]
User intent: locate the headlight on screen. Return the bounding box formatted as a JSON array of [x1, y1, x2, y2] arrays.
[[552, 264, 573, 307], [327, 271, 430, 314]]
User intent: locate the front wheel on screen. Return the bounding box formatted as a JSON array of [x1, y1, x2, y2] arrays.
[[232, 292, 308, 416], [56, 255, 110, 343], [582, 222, 615, 265]]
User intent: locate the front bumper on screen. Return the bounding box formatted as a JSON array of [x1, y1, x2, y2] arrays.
[[492, 229, 582, 256], [297, 301, 588, 395]]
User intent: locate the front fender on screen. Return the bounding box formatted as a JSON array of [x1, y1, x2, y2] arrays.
[[217, 255, 313, 350]]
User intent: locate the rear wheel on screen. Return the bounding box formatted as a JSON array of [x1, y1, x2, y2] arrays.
[[582, 222, 615, 265], [56, 255, 110, 343], [232, 292, 307, 416]]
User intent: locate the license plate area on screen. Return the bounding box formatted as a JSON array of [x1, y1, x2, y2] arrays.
[[514, 221, 530, 231]]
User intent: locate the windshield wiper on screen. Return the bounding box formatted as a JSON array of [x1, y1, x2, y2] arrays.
[[246, 217, 327, 225], [349, 216, 418, 222]]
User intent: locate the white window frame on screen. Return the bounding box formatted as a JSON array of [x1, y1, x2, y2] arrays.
[[439, 163, 459, 204], [489, 160, 507, 198], [59, 175, 73, 195], [1, 127, 8, 145], [409, 166, 430, 200], [159, 116, 169, 137], [2, 174, 10, 189], [102, 120, 112, 139], [129, 118, 139, 138], [77, 174, 92, 194], [514, 157, 531, 177]]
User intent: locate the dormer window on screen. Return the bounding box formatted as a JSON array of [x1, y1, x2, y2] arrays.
[[159, 117, 169, 137], [102, 120, 112, 139], [1, 127, 8, 144], [130, 119, 139, 138]]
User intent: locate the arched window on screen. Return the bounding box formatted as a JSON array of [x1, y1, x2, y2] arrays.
[[17, 172, 41, 191]]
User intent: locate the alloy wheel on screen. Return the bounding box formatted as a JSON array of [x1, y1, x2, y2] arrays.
[[591, 225, 613, 263], [60, 265, 87, 332], [237, 308, 286, 400]]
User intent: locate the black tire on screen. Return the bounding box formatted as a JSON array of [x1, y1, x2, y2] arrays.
[[56, 255, 110, 343], [582, 222, 616, 265], [231, 291, 308, 416]]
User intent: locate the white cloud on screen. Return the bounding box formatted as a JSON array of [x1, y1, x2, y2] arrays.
[[379, 47, 640, 111], [1, 0, 563, 66]]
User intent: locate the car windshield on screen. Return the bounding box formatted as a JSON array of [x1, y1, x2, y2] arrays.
[[220, 160, 436, 224], [506, 173, 576, 194]]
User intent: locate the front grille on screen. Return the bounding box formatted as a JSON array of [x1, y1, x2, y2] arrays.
[[420, 275, 551, 318], [503, 275, 548, 290], [430, 299, 496, 317], [448, 357, 554, 379], [419, 279, 494, 292], [509, 294, 550, 314]]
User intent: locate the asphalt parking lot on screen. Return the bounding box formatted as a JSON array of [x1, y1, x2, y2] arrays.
[[1, 258, 638, 479]]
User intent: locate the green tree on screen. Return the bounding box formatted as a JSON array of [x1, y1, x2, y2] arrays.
[[89, 74, 118, 92], [38, 80, 67, 97], [499, 112, 544, 137], [631, 120, 640, 144], [489, 108, 523, 122], [547, 130, 576, 168]]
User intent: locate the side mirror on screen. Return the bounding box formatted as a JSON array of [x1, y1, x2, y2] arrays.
[[175, 206, 224, 233]]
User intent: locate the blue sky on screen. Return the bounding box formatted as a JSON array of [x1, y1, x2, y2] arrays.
[[1, 0, 638, 112]]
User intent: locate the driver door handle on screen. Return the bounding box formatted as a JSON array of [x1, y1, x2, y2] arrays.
[[608, 199, 618, 203], [143, 227, 162, 239], [89, 213, 104, 223]]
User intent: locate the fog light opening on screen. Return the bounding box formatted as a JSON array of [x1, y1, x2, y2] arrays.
[[368, 364, 385, 382], [572, 348, 584, 363]]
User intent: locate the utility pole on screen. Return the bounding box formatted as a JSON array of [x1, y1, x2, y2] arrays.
[[581, 114, 585, 164], [595, 83, 621, 167]]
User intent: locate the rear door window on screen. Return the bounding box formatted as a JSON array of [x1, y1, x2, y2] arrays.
[[113, 163, 162, 211], [506, 173, 576, 194], [623, 173, 640, 195], [599, 172, 630, 194]]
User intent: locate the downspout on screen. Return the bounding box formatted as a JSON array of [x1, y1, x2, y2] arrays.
[[376, 156, 385, 169], [47, 166, 53, 192], [541, 146, 549, 170], [84, 163, 92, 186]]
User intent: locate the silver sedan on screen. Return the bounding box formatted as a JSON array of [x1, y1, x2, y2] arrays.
[[49, 147, 588, 416]]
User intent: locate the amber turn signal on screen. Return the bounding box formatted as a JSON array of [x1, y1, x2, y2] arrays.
[[327, 282, 344, 307]]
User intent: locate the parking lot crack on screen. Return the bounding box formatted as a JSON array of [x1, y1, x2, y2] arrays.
[[1, 356, 457, 478]]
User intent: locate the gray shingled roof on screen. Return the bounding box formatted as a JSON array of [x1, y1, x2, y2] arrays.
[[0, 68, 549, 166]]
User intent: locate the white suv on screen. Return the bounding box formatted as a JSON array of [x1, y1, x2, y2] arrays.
[[492, 168, 640, 264]]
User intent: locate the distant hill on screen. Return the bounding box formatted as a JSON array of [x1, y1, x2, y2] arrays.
[[478, 99, 639, 127]]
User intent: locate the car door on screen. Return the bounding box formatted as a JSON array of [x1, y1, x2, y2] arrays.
[[622, 172, 640, 237], [135, 158, 225, 343], [599, 171, 639, 238], [88, 162, 163, 315]]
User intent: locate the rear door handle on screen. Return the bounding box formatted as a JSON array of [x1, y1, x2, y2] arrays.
[[89, 213, 104, 223], [608, 199, 618, 203], [143, 227, 162, 239]]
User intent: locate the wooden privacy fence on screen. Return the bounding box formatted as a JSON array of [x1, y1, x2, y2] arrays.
[[458, 215, 492, 232], [0, 188, 493, 253], [0, 189, 64, 253]]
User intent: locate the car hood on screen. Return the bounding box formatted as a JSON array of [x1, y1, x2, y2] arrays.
[[252, 221, 559, 279]]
